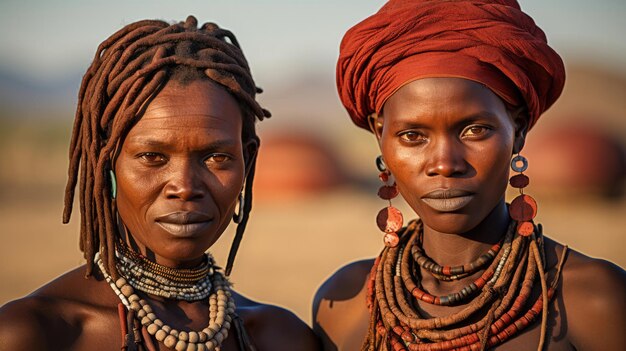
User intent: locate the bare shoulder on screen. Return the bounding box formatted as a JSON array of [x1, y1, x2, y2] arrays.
[[0, 266, 114, 351], [312, 259, 374, 351], [0, 294, 61, 351], [233, 291, 320, 351], [313, 259, 374, 308], [545, 237, 626, 350]]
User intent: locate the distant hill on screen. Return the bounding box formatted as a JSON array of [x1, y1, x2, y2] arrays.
[[0, 66, 80, 119]]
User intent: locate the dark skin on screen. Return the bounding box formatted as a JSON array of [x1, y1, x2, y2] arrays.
[[0, 79, 320, 351], [313, 78, 626, 351]]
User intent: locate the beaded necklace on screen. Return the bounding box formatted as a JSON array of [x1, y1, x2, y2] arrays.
[[362, 219, 568, 351], [411, 231, 503, 281], [115, 242, 213, 301], [96, 252, 236, 351], [401, 225, 512, 307]]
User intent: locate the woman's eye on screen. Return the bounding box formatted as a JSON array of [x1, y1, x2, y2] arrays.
[[463, 125, 489, 137], [205, 154, 230, 164], [139, 152, 166, 163], [399, 131, 426, 143]]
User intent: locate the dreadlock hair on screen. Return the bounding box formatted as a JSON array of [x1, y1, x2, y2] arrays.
[[62, 15, 271, 279]]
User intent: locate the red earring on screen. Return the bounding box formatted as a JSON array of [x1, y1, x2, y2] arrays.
[[375, 156, 403, 247], [509, 154, 537, 236]]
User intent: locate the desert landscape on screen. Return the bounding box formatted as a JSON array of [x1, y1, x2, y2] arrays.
[[1, 64, 624, 326]]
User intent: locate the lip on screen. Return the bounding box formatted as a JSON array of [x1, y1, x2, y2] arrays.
[[421, 189, 475, 212], [155, 211, 213, 238]]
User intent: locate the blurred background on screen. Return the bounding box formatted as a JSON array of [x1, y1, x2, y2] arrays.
[[1, 0, 625, 327]]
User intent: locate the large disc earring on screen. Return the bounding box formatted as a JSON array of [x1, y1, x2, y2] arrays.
[[375, 156, 403, 247], [509, 154, 537, 236]]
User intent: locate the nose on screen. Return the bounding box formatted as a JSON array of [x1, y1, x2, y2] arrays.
[[424, 137, 468, 177], [163, 159, 206, 201]]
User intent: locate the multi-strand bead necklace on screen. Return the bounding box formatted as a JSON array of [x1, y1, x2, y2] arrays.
[[362, 219, 568, 351], [115, 242, 213, 301], [96, 247, 237, 351]]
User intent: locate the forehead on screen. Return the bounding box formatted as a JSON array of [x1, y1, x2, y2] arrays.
[[383, 77, 510, 121], [145, 79, 241, 119], [125, 79, 243, 143]]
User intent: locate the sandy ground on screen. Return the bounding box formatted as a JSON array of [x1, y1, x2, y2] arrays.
[[1, 186, 624, 326]]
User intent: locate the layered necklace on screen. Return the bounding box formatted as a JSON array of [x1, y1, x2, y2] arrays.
[[362, 219, 568, 351], [115, 242, 213, 301], [96, 243, 238, 351]]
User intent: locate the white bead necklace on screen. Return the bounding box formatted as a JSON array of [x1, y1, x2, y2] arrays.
[[96, 252, 236, 351], [115, 244, 213, 301]]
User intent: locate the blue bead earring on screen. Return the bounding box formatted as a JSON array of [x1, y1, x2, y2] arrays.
[[109, 170, 117, 199]]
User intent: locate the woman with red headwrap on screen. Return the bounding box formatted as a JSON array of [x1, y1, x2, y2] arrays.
[[314, 1, 626, 350]]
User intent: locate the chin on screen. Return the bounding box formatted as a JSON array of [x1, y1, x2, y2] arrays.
[[160, 235, 214, 259], [417, 210, 484, 235]]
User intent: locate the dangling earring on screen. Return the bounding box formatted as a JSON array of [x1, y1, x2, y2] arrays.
[[375, 155, 403, 247], [232, 192, 244, 224], [109, 170, 117, 199], [508, 154, 537, 236]]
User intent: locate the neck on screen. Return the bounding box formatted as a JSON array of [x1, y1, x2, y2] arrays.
[[420, 200, 510, 266], [118, 224, 207, 269]]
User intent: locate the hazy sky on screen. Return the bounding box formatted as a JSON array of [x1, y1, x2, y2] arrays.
[[0, 0, 624, 85]]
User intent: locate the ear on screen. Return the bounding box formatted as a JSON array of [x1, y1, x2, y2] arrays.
[[242, 137, 259, 178], [510, 107, 529, 154], [367, 113, 385, 145]]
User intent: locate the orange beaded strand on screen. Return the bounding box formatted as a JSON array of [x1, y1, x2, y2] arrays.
[[362, 219, 568, 351]]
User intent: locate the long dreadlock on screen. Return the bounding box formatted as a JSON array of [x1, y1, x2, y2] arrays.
[[62, 15, 270, 279]]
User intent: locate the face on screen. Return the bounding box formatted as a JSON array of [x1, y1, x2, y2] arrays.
[[376, 78, 526, 234], [114, 79, 256, 267]]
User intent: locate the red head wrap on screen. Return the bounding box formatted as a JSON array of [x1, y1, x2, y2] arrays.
[[336, 0, 565, 131]]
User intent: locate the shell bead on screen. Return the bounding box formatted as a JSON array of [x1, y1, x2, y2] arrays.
[[155, 330, 167, 341], [175, 341, 187, 351], [164, 335, 177, 348]]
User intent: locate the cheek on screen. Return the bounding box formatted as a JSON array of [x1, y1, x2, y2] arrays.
[[114, 163, 164, 228], [116, 177, 159, 229], [475, 138, 514, 193], [211, 165, 246, 210], [380, 141, 423, 203]]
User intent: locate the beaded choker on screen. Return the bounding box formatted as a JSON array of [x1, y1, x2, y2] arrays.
[[96, 252, 236, 351], [363, 219, 568, 351], [400, 224, 513, 307], [115, 242, 213, 301], [411, 230, 504, 282]]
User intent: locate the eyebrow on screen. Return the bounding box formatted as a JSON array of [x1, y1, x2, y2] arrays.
[[454, 111, 500, 122], [394, 111, 501, 126]]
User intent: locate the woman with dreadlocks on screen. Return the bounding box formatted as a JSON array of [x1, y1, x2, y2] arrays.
[[313, 1, 625, 350], [0, 16, 319, 351]]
